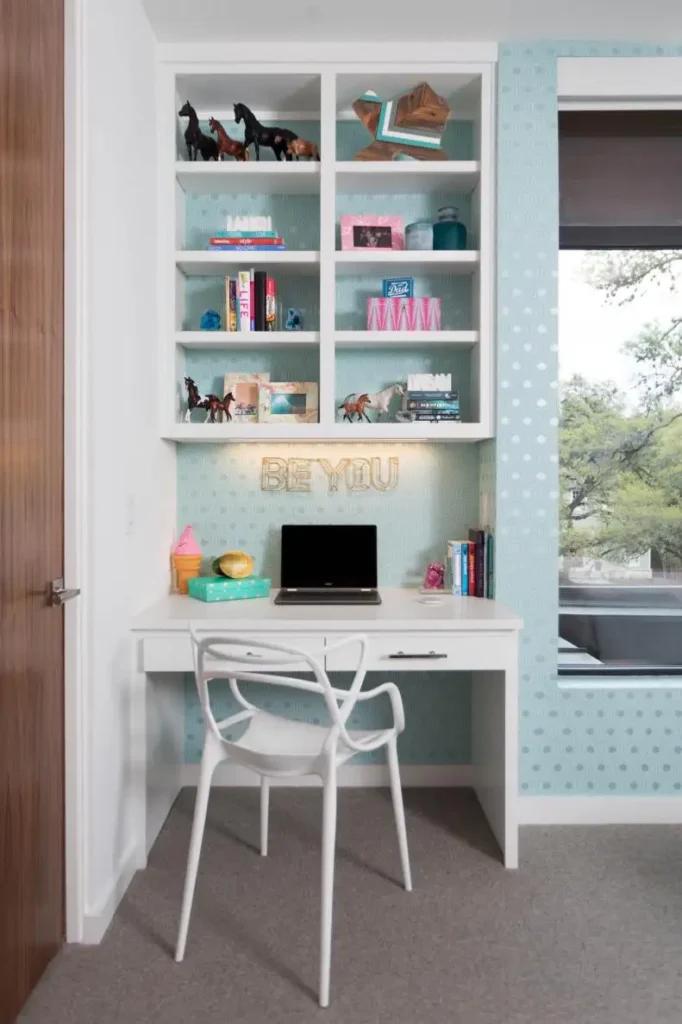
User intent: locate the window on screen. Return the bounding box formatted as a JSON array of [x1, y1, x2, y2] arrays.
[[558, 112, 682, 675]]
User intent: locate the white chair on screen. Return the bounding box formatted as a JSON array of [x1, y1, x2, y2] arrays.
[[175, 627, 412, 1007]]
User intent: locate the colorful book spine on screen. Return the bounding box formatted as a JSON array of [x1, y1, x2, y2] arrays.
[[237, 270, 250, 332], [213, 230, 277, 239], [461, 542, 469, 596], [209, 237, 284, 246], [468, 544, 475, 596], [225, 277, 231, 332], [250, 269, 255, 331], [407, 391, 459, 400], [266, 277, 276, 331], [408, 401, 460, 411], [229, 279, 237, 332], [207, 244, 288, 251], [254, 270, 267, 332], [412, 412, 461, 421], [486, 532, 494, 598], [453, 542, 462, 596], [468, 528, 486, 597], [448, 540, 472, 596]]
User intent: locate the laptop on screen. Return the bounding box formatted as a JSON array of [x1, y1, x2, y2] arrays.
[[275, 524, 381, 605]]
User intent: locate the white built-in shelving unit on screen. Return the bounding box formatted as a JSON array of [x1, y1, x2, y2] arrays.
[[159, 63, 494, 442]]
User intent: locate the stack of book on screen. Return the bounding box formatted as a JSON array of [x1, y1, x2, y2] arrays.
[[207, 215, 287, 252], [447, 529, 494, 598], [405, 373, 460, 422], [224, 271, 277, 332]]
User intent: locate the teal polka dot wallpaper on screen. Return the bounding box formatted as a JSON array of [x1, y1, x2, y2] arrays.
[[497, 42, 682, 796]]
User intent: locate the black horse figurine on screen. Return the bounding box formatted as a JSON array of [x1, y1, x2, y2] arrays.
[[233, 102, 298, 161], [178, 101, 218, 162]]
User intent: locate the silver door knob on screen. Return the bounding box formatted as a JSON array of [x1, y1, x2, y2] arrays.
[[50, 577, 81, 605]]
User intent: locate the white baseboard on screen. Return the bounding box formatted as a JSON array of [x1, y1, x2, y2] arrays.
[[81, 839, 139, 945], [180, 763, 477, 788], [519, 796, 682, 826]]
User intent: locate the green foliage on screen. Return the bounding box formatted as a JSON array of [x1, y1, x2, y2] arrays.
[[560, 251, 682, 568]]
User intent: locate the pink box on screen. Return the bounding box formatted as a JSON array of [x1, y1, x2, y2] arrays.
[[367, 296, 441, 331]]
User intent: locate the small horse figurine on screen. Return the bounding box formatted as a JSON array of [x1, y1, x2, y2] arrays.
[[367, 383, 405, 421], [233, 102, 298, 161], [184, 377, 234, 423], [338, 393, 372, 423], [178, 101, 218, 162], [208, 117, 249, 162], [286, 138, 320, 161]]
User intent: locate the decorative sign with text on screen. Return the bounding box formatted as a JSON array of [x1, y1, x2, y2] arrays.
[[261, 456, 399, 493]]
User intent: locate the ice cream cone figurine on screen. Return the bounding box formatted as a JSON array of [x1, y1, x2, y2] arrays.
[[172, 525, 202, 594]]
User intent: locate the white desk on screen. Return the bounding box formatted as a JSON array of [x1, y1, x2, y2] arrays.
[[131, 589, 522, 867]]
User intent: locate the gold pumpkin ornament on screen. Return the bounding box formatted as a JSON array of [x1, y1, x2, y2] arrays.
[[213, 550, 255, 579]]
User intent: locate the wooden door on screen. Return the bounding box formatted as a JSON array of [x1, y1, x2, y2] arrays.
[[0, 0, 65, 1020]]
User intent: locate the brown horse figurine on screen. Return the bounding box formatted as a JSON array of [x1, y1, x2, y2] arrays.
[[338, 393, 372, 423], [287, 138, 320, 161], [184, 377, 235, 423], [208, 117, 249, 162]]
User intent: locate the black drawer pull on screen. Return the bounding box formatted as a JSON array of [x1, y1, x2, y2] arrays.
[[388, 651, 448, 659]]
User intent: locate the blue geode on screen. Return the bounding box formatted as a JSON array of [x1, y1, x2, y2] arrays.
[[200, 308, 221, 331]]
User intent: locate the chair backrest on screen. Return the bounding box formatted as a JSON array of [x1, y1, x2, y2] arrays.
[[189, 626, 369, 751]]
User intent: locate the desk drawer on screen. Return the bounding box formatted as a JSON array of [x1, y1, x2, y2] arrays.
[[142, 634, 325, 674], [325, 633, 502, 672]]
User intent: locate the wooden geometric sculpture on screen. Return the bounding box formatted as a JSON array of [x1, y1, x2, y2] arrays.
[[352, 81, 450, 161]]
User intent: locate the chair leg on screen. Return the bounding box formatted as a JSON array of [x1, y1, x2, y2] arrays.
[[387, 737, 412, 892], [260, 776, 270, 857], [175, 742, 218, 962], [319, 762, 337, 1008]]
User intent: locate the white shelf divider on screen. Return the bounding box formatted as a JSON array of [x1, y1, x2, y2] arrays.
[[335, 330, 479, 348], [164, 422, 488, 443], [335, 160, 480, 194], [176, 250, 320, 276], [175, 161, 320, 196], [176, 331, 319, 348], [334, 250, 480, 276]]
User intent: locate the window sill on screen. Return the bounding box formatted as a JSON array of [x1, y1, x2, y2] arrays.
[[558, 671, 682, 691]]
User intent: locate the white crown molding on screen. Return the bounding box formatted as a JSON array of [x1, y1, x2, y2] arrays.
[[157, 41, 498, 65]]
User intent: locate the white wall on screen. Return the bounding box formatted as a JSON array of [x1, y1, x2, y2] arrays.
[[81, 0, 175, 934]]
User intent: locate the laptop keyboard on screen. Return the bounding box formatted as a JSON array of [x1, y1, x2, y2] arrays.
[[275, 590, 381, 606]]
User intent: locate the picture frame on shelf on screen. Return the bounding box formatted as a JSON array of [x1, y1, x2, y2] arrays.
[[224, 372, 271, 423], [258, 381, 319, 424], [340, 214, 404, 251]]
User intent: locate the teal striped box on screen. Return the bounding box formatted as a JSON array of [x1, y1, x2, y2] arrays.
[[187, 576, 271, 603]]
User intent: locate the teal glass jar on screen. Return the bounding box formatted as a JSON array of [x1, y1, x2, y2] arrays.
[[405, 220, 433, 250], [432, 206, 467, 250]]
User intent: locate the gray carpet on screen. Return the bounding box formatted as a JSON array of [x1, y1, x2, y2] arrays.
[[19, 788, 682, 1024]]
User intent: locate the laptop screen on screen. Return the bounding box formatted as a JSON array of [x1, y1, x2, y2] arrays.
[[280, 525, 378, 589]]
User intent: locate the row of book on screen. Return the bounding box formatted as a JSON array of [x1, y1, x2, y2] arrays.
[[447, 529, 494, 597], [207, 227, 288, 253], [225, 271, 276, 332], [406, 389, 460, 422]]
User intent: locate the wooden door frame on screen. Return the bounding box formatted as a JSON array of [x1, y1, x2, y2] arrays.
[[63, 0, 87, 942]]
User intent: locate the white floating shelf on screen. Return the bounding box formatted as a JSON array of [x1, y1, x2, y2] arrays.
[[176, 250, 320, 276], [335, 160, 480, 195], [175, 161, 320, 195], [334, 250, 479, 276], [335, 330, 479, 348], [163, 422, 489, 443], [176, 331, 319, 348]]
